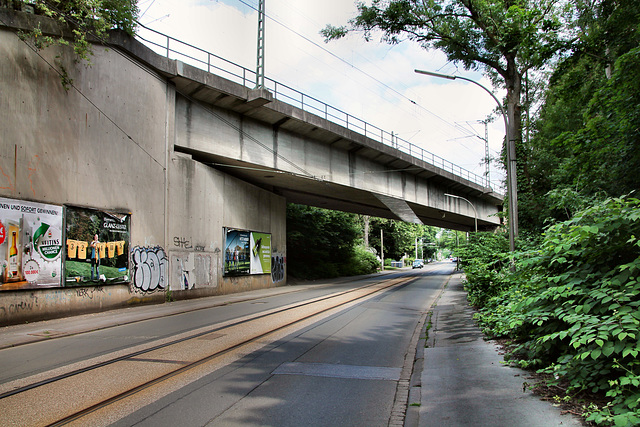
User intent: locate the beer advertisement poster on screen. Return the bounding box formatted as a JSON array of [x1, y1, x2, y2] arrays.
[[0, 197, 64, 290], [64, 206, 130, 286]]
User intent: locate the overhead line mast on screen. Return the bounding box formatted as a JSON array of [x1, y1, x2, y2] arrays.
[[255, 0, 266, 89]]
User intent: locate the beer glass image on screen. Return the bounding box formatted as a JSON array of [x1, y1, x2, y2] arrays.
[[6, 221, 21, 282]]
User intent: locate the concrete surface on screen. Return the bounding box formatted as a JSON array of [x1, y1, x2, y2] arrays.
[[0, 270, 587, 426], [412, 273, 585, 427]]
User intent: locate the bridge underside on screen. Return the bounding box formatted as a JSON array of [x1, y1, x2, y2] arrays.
[[180, 147, 501, 232]]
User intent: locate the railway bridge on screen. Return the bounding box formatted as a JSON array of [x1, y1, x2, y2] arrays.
[[0, 9, 502, 325]]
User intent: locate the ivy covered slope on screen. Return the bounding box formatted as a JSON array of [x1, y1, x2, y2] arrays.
[[459, 196, 640, 426]]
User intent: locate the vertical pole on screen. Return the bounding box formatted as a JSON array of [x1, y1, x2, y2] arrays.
[[255, 0, 266, 89], [484, 120, 490, 187], [381, 229, 384, 271]]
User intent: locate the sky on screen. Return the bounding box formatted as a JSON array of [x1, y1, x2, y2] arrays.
[[136, 0, 507, 191]]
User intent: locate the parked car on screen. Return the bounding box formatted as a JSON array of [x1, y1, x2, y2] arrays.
[[412, 259, 424, 269], [450, 257, 458, 262]]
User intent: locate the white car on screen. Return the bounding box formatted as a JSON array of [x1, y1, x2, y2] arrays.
[[412, 259, 424, 269]]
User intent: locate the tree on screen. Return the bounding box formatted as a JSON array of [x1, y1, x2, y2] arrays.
[[517, 0, 640, 232], [14, 0, 138, 63], [286, 204, 366, 279], [323, 0, 575, 239], [368, 217, 419, 261]]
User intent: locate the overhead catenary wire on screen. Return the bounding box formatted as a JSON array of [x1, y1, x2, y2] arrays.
[[232, 0, 498, 149]]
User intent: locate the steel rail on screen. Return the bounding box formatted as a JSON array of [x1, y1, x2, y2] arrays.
[[0, 275, 419, 427], [44, 275, 417, 426]]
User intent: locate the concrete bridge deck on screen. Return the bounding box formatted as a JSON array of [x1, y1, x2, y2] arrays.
[[115, 28, 503, 231]]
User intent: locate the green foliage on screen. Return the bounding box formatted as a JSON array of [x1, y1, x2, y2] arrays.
[[16, 0, 139, 63], [457, 232, 511, 308], [368, 218, 429, 261], [286, 204, 368, 280], [465, 196, 640, 425], [519, 1, 640, 234], [341, 245, 380, 276]]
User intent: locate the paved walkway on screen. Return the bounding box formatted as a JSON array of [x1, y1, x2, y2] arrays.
[[410, 273, 584, 426]]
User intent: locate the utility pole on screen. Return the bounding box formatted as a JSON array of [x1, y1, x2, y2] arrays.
[[255, 0, 266, 89], [482, 119, 490, 186], [363, 215, 370, 248], [381, 229, 384, 271]]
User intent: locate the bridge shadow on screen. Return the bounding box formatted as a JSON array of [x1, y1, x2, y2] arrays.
[[114, 278, 444, 426]]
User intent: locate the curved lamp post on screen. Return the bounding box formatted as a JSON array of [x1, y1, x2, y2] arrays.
[[414, 69, 517, 251], [444, 193, 477, 233]]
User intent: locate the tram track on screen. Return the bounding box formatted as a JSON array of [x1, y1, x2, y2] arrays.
[[0, 274, 420, 426]]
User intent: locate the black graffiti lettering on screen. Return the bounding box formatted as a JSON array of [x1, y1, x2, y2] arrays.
[[271, 255, 285, 283], [6, 301, 34, 313], [173, 237, 193, 249], [75, 287, 104, 299], [76, 288, 90, 299]]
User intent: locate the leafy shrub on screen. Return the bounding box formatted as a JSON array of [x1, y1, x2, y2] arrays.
[[466, 196, 640, 425], [341, 245, 379, 276], [456, 232, 510, 308]]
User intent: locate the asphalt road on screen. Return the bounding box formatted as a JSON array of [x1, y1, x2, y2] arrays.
[[0, 262, 455, 426]]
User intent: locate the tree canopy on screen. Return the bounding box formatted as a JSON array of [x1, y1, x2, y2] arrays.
[[323, 1, 576, 239]]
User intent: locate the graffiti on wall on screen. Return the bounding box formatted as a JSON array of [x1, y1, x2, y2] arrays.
[[271, 254, 285, 283], [170, 252, 213, 291], [0, 292, 39, 318], [131, 246, 167, 293]]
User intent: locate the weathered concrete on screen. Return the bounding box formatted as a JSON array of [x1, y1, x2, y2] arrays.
[[0, 10, 286, 325], [0, 8, 501, 325]]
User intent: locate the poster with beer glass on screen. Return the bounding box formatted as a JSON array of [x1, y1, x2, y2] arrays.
[[0, 197, 64, 290], [64, 206, 130, 285]]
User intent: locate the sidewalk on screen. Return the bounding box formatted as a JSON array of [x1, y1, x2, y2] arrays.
[[412, 273, 585, 426]]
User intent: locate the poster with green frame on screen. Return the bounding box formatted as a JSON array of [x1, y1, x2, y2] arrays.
[[0, 197, 64, 290]]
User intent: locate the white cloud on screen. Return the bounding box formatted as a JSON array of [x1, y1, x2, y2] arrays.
[[137, 0, 506, 190]]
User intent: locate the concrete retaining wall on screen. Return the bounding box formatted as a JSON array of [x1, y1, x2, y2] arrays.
[[0, 12, 286, 325]]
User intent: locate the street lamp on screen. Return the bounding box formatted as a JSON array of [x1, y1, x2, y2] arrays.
[[444, 193, 477, 233], [415, 69, 517, 252]]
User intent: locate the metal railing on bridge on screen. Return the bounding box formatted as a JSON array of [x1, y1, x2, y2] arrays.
[[135, 23, 491, 189]]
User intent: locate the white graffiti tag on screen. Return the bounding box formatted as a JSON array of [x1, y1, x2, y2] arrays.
[[131, 246, 168, 292]]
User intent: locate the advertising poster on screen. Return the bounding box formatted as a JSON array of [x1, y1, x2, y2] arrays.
[[250, 232, 271, 274], [65, 206, 130, 285], [224, 228, 272, 277], [224, 229, 250, 276], [0, 197, 64, 290]]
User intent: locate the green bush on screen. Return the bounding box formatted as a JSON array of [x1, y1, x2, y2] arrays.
[[341, 246, 379, 276], [456, 232, 510, 308], [465, 196, 640, 425]]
